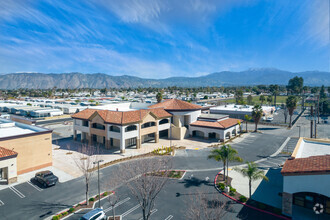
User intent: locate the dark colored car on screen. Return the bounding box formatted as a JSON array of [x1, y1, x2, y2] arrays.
[[35, 170, 58, 187]]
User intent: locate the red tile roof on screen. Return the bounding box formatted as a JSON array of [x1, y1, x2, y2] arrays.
[[190, 118, 242, 129], [149, 99, 202, 111], [72, 108, 171, 125], [281, 155, 330, 176], [0, 147, 18, 159]]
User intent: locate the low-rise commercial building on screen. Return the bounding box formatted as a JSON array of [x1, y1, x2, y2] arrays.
[[149, 99, 202, 140], [0, 119, 52, 183], [72, 108, 171, 153], [189, 113, 242, 141], [210, 104, 275, 120], [281, 138, 330, 218]]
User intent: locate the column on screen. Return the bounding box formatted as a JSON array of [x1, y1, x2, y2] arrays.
[[73, 130, 77, 141], [136, 138, 141, 149], [120, 126, 125, 153], [282, 192, 293, 217], [155, 132, 159, 143], [105, 139, 110, 149]]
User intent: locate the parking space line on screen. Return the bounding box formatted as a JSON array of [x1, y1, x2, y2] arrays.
[[0, 200, 4, 206], [165, 215, 173, 220], [27, 181, 43, 192], [9, 186, 25, 198], [268, 157, 286, 163], [263, 160, 280, 166], [122, 204, 140, 217], [138, 209, 157, 220], [104, 197, 130, 213]]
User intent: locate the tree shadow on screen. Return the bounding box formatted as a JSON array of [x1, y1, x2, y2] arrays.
[[178, 177, 213, 188]]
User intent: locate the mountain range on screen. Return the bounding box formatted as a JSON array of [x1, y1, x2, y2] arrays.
[[0, 68, 329, 89]]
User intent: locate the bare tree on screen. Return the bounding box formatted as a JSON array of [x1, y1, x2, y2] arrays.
[[107, 193, 120, 220], [118, 157, 172, 220], [185, 191, 229, 220], [72, 144, 98, 206]]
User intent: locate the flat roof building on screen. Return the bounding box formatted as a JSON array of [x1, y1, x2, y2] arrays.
[[0, 119, 52, 183], [210, 104, 275, 119]]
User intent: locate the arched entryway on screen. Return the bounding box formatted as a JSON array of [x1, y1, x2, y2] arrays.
[[225, 132, 231, 139], [208, 132, 217, 139], [232, 129, 236, 136], [192, 130, 204, 138]]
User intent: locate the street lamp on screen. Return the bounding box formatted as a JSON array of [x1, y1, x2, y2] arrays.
[[297, 126, 301, 138], [93, 159, 104, 208]]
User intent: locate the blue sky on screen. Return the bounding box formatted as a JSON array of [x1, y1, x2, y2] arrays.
[[0, 0, 329, 78]]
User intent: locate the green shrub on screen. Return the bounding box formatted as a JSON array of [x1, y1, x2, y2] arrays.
[[62, 212, 68, 216], [218, 183, 225, 190], [52, 216, 59, 220], [103, 192, 108, 196], [229, 191, 236, 196], [239, 195, 247, 203], [229, 186, 236, 193], [68, 208, 75, 213], [89, 197, 95, 202]]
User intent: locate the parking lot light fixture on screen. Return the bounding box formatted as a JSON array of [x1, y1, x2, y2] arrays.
[[93, 159, 104, 208]]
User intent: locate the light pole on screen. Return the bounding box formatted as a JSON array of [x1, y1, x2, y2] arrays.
[[93, 159, 104, 208], [297, 126, 301, 138]]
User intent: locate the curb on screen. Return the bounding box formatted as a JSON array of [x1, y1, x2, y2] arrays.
[[47, 191, 113, 220], [214, 171, 291, 220]]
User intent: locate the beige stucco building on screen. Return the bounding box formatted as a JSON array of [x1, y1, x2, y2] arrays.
[[72, 108, 172, 153], [0, 119, 52, 183]]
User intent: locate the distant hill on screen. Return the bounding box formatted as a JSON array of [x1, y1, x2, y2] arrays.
[[0, 68, 329, 89]]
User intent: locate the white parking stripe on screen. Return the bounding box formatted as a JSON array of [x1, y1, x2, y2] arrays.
[[165, 215, 173, 220], [122, 204, 140, 217], [138, 209, 157, 220], [263, 160, 280, 166], [0, 200, 4, 206], [104, 197, 130, 213], [27, 181, 43, 192], [9, 186, 25, 198]]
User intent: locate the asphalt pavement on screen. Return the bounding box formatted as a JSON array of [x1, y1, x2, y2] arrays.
[[0, 122, 323, 220]]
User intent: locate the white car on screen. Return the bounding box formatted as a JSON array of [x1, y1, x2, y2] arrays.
[[81, 208, 106, 220], [266, 117, 273, 122]]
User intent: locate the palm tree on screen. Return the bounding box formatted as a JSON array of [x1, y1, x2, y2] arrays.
[[208, 145, 242, 184], [259, 95, 265, 105], [156, 92, 163, 103], [252, 105, 263, 132], [286, 95, 298, 127], [233, 162, 269, 198], [244, 114, 252, 132], [267, 95, 272, 106]]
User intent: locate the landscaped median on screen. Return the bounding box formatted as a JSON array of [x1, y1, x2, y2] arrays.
[[51, 191, 113, 220], [214, 171, 290, 220], [88, 146, 185, 172], [148, 170, 186, 179]]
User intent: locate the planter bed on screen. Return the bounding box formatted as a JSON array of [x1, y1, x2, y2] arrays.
[[215, 174, 286, 219], [148, 170, 186, 179], [52, 191, 113, 220]]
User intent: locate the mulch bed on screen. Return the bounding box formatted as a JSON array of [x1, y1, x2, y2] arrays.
[[216, 174, 244, 201], [148, 170, 185, 179], [52, 192, 112, 219]]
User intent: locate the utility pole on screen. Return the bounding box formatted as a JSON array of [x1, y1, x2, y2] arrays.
[[317, 95, 320, 124], [310, 106, 313, 138], [93, 159, 104, 208]]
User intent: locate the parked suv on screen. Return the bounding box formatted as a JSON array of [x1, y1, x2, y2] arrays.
[[80, 208, 106, 220], [35, 170, 58, 187]]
